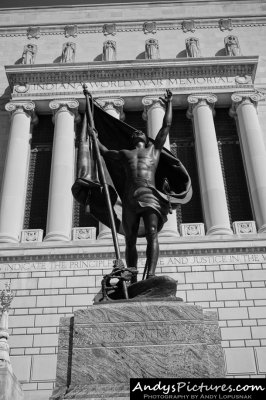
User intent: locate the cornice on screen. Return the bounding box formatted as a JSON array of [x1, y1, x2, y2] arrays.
[[1, 16, 266, 37], [1, 1, 263, 11], [1, 235, 266, 264], [5, 56, 258, 89]]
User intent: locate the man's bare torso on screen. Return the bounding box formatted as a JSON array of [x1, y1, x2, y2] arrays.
[[116, 143, 160, 189]]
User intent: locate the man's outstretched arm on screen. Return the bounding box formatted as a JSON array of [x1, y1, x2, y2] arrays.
[[154, 89, 173, 150]]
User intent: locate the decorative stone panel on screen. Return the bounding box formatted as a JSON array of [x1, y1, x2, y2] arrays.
[[27, 26, 40, 39], [180, 223, 205, 237], [232, 221, 257, 235], [143, 21, 157, 34], [21, 229, 43, 243], [72, 227, 97, 241], [219, 19, 233, 32], [182, 20, 196, 33], [103, 23, 116, 36], [64, 25, 78, 38]]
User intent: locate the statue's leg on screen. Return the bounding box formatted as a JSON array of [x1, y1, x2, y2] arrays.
[[122, 209, 140, 283], [143, 210, 159, 279]]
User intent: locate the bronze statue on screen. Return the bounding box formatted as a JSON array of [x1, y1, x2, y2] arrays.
[[97, 90, 172, 279], [72, 89, 192, 288]]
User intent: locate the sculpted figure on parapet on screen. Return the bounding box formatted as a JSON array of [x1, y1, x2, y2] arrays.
[[61, 42, 76, 63], [186, 37, 201, 58], [145, 38, 160, 59], [22, 43, 37, 64], [103, 40, 116, 61], [225, 35, 241, 56]]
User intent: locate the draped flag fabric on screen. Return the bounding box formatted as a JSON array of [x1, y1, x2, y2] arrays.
[[72, 101, 192, 237]]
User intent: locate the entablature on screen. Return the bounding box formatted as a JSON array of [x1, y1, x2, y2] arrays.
[[1, 1, 266, 32], [1, 16, 266, 37], [5, 56, 259, 110]]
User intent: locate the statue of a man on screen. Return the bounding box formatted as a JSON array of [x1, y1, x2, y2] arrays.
[[97, 90, 173, 279], [72, 89, 192, 282]]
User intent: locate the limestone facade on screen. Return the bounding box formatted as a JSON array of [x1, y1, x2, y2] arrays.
[[0, 1, 266, 399]]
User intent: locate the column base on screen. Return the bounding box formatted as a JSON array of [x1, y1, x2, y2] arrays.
[[0, 233, 20, 243], [44, 231, 71, 242], [207, 225, 233, 235], [97, 232, 124, 240], [258, 224, 266, 234], [159, 229, 180, 238], [97, 231, 113, 240], [158, 211, 180, 237]]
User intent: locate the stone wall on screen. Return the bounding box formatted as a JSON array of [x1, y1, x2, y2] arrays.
[[0, 237, 265, 399]]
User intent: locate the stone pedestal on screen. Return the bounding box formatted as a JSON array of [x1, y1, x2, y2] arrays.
[[0, 363, 24, 400], [51, 300, 225, 400]]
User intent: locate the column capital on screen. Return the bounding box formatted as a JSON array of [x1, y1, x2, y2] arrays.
[[229, 91, 265, 117], [186, 93, 217, 118], [142, 96, 165, 120], [5, 101, 37, 123], [96, 97, 125, 120], [49, 99, 80, 123]]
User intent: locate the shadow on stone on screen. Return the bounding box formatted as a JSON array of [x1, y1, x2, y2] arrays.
[[215, 48, 226, 56], [176, 49, 187, 58], [136, 51, 145, 59]]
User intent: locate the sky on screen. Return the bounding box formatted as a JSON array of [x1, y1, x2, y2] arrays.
[[0, 0, 173, 8]]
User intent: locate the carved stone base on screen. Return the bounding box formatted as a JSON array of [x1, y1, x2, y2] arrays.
[[0, 362, 24, 400], [51, 300, 225, 400]]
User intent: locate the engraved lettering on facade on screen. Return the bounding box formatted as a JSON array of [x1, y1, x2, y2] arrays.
[[23, 76, 239, 96], [0, 253, 264, 273]]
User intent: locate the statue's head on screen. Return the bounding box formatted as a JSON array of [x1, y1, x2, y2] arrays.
[[228, 35, 236, 43], [131, 129, 148, 146]]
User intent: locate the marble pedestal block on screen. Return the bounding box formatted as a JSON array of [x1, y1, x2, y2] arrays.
[[51, 299, 225, 400], [0, 363, 24, 400]]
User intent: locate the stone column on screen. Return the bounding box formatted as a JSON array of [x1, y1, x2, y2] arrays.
[[0, 101, 36, 243], [142, 96, 179, 237], [96, 98, 125, 240], [187, 94, 232, 235], [44, 99, 79, 241], [230, 92, 266, 233]]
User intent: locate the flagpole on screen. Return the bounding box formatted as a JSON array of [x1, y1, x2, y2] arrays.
[[83, 85, 129, 300]]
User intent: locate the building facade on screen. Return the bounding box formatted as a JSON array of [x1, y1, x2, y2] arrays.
[[0, 1, 266, 399]]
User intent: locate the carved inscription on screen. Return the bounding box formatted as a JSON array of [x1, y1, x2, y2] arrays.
[[0, 253, 265, 273], [73, 322, 207, 348], [17, 76, 240, 96]]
